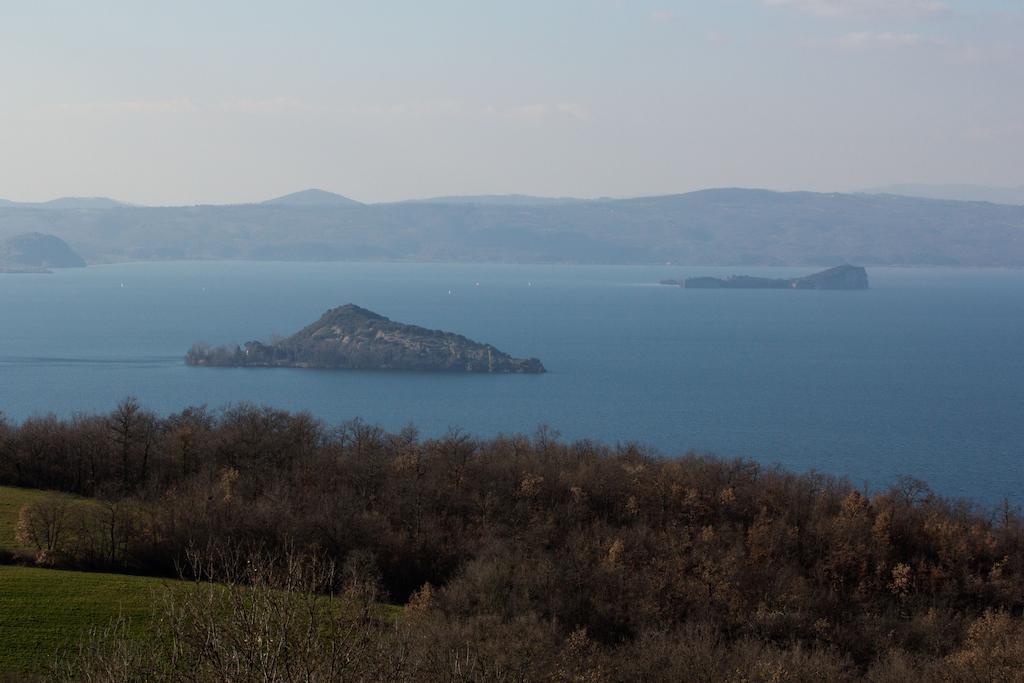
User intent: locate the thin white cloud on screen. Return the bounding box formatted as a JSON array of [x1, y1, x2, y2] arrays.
[[950, 42, 1022, 65], [52, 97, 315, 117], [498, 102, 591, 122], [334, 100, 471, 118], [339, 100, 590, 122], [763, 0, 948, 18], [216, 98, 317, 114], [813, 31, 1018, 62], [55, 98, 199, 115], [553, 103, 591, 121], [47, 96, 589, 124], [835, 31, 933, 48], [503, 103, 550, 120]]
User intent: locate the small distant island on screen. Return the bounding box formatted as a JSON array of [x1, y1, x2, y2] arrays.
[[0, 264, 50, 274], [186, 304, 546, 374], [661, 265, 868, 290], [0, 232, 86, 273]]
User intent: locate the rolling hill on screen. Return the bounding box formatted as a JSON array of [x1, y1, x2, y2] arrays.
[[0, 196, 128, 209], [862, 184, 1024, 205], [0, 188, 1022, 266], [262, 188, 363, 207]]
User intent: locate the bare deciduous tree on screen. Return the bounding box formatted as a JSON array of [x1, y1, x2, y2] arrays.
[[16, 498, 71, 564]]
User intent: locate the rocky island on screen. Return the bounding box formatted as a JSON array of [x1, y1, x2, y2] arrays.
[[0, 232, 86, 273], [660, 265, 868, 290], [186, 304, 545, 373]]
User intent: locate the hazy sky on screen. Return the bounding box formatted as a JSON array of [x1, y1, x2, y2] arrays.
[[1, 0, 1022, 205]]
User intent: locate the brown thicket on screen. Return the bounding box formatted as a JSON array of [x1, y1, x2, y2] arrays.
[[4, 401, 1024, 679]]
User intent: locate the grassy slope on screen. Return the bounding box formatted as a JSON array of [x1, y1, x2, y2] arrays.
[[0, 486, 400, 675], [0, 487, 167, 675], [0, 565, 169, 675]]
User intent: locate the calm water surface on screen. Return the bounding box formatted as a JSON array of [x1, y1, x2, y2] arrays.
[[1, 262, 1022, 504]]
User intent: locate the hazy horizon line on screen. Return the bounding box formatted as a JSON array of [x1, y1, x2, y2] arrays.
[[5, 183, 1024, 209]]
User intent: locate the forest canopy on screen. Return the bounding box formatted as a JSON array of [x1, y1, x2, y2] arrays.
[[4, 401, 1024, 680]]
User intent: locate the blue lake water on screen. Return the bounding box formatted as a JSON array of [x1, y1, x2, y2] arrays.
[[1, 261, 1022, 505]]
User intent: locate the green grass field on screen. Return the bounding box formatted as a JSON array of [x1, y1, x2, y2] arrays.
[[0, 564, 170, 676], [0, 487, 167, 675], [0, 485, 400, 676]]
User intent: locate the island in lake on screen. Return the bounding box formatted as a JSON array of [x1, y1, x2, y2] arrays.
[[186, 304, 546, 374], [660, 265, 868, 290]]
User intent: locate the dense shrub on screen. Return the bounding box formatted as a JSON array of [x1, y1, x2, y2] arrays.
[[3, 401, 1024, 677]]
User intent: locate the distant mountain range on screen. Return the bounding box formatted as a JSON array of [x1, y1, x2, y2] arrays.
[[1, 187, 1023, 267], [0, 197, 129, 209], [404, 194, 591, 207], [862, 184, 1024, 205], [8, 185, 1024, 208]]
